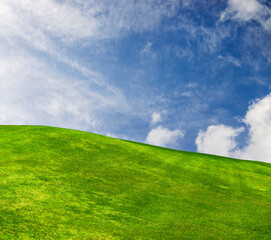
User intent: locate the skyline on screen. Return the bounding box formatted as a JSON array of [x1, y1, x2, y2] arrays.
[[1, 0, 271, 162]]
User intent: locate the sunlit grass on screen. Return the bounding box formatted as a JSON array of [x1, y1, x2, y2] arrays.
[[0, 125, 270, 239]]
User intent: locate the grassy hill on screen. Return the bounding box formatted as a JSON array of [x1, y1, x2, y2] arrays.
[[0, 125, 270, 239]]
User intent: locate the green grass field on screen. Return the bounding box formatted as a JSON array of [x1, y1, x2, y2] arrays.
[[0, 125, 270, 239]]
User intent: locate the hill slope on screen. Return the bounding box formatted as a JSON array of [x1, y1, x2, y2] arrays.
[[0, 125, 270, 239]]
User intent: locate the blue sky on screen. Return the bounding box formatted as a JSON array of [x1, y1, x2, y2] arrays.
[[1, 0, 271, 162]]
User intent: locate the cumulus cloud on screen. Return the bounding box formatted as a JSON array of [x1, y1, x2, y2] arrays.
[[234, 94, 271, 161], [146, 125, 184, 147], [221, 0, 271, 31], [196, 125, 244, 156], [195, 94, 271, 163]]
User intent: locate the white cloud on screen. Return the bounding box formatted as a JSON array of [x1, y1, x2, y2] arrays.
[[141, 41, 153, 55], [180, 91, 193, 97], [0, 0, 180, 132], [97, 0, 180, 36], [222, 0, 263, 21], [218, 55, 242, 67], [151, 112, 162, 124], [187, 82, 197, 88], [0, 0, 180, 88], [234, 94, 271, 161], [169, 21, 228, 54], [0, 0, 97, 52], [221, 0, 271, 31], [0, 0, 122, 94], [196, 125, 244, 156], [0, 51, 128, 131], [146, 125, 184, 147], [195, 94, 271, 163], [0, 0, 180, 45]]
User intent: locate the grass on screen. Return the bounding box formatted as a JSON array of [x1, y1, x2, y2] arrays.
[[0, 125, 270, 239]]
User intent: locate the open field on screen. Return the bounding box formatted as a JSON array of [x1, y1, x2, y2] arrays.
[[0, 125, 270, 239]]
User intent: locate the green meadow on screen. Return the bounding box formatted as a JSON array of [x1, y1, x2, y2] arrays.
[[0, 125, 270, 239]]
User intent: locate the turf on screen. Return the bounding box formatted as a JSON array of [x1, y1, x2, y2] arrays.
[[0, 125, 270, 239]]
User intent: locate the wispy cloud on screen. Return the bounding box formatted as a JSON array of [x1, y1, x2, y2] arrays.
[[141, 41, 153, 55], [68, 0, 180, 39], [168, 21, 228, 55], [0, 51, 128, 131], [218, 55, 242, 67], [0, 0, 181, 132], [0, 0, 116, 91]]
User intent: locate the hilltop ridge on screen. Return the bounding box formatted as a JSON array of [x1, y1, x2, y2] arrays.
[[0, 125, 270, 239]]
